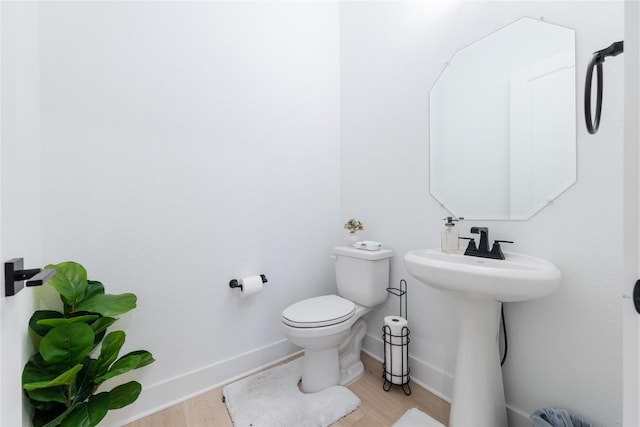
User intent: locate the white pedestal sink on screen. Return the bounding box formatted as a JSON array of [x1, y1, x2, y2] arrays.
[[404, 249, 561, 427]]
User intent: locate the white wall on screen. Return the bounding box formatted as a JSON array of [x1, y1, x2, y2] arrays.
[[341, 1, 623, 426], [1, 1, 628, 426], [36, 2, 341, 424]]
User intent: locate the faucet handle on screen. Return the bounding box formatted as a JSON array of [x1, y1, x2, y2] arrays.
[[459, 237, 477, 255], [491, 240, 513, 260]]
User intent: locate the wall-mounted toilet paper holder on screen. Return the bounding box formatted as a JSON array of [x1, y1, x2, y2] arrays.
[[229, 274, 268, 290]]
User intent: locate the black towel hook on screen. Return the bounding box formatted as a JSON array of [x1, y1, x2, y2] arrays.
[[585, 41, 623, 134]]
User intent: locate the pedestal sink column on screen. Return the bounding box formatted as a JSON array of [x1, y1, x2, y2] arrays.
[[404, 249, 561, 426], [450, 296, 507, 427]]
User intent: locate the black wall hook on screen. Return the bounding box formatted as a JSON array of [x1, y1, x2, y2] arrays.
[[5, 258, 56, 297], [229, 274, 268, 290]]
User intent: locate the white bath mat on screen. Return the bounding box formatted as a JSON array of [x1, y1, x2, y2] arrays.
[[222, 358, 361, 427], [393, 408, 445, 427]]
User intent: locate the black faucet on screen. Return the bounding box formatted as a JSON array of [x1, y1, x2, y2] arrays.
[[463, 227, 513, 260], [471, 227, 490, 252]]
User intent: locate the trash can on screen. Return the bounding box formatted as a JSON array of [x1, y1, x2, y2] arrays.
[[530, 408, 594, 427]]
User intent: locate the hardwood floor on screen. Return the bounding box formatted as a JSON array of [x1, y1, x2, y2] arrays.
[[125, 353, 450, 427]]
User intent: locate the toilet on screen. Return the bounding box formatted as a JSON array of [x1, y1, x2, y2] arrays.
[[281, 245, 393, 393]]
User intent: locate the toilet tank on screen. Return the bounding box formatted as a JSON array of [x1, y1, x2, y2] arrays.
[[333, 246, 394, 307]]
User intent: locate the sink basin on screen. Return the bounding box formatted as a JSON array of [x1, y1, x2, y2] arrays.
[[404, 249, 561, 302], [404, 249, 561, 427]]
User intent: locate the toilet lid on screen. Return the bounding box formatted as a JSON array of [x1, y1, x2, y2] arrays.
[[282, 295, 356, 328]]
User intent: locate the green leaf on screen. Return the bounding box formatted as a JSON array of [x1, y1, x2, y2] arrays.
[[95, 354, 140, 384], [90, 317, 117, 336], [94, 350, 154, 384], [95, 331, 125, 377], [29, 311, 64, 338], [86, 393, 111, 425], [32, 405, 67, 427], [37, 315, 99, 328], [75, 293, 137, 317], [88, 317, 117, 348], [23, 354, 60, 383], [121, 350, 155, 369], [44, 262, 88, 307], [25, 386, 68, 405], [40, 323, 94, 367], [22, 354, 71, 404], [71, 357, 97, 405], [23, 364, 83, 391], [60, 404, 91, 427], [29, 399, 65, 412], [43, 403, 81, 427], [85, 280, 105, 300], [59, 392, 111, 427], [108, 381, 141, 409]]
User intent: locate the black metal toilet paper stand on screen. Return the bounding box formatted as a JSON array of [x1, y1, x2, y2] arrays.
[[382, 279, 411, 396]]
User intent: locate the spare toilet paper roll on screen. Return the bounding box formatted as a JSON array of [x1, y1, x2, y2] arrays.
[[384, 315, 409, 384], [239, 276, 263, 298]]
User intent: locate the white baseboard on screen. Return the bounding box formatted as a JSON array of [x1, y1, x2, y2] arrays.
[[362, 333, 530, 427], [506, 405, 532, 427], [102, 339, 301, 427]]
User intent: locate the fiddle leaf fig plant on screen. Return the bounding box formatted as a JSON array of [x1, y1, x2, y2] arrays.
[[22, 261, 154, 427]]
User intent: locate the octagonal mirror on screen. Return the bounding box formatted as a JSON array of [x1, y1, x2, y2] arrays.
[[430, 17, 576, 220]]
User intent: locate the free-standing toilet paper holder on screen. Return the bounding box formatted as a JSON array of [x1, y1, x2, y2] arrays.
[[229, 274, 268, 290], [382, 279, 411, 396]]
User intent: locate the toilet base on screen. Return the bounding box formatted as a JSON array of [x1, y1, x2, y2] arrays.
[[299, 318, 369, 393], [340, 360, 364, 387], [339, 318, 368, 386], [301, 347, 340, 393]]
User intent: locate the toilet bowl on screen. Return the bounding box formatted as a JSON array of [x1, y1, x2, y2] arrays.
[[281, 246, 393, 393], [281, 295, 371, 393]]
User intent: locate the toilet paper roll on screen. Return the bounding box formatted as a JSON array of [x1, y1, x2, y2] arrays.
[[239, 276, 264, 298], [383, 315, 409, 384]]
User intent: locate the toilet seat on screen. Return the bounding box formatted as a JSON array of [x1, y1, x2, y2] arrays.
[[282, 295, 355, 328]]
